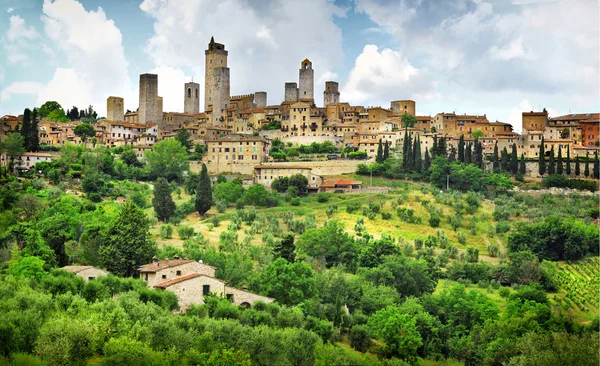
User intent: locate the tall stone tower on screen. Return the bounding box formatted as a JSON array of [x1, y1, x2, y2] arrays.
[[254, 91, 267, 108], [205, 37, 230, 124], [298, 59, 314, 100], [391, 100, 416, 116], [139, 73, 160, 125], [284, 82, 299, 102], [184, 81, 200, 114], [323, 81, 340, 107], [106, 96, 124, 122]]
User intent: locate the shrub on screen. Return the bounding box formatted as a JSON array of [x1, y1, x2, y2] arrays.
[[177, 225, 194, 239], [414, 238, 424, 250], [381, 212, 392, 220], [346, 201, 361, 214], [210, 216, 220, 227], [429, 214, 441, 228], [466, 247, 479, 262], [495, 221, 511, 234], [349, 325, 372, 352], [160, 224, 173, 239], [290, 197, 301, 206], [487, 243, 499, 257], [457, 232, 467, 245], [316, 192, 331, 203], [216, 199, 227, 213], [498, 287, 511, 298], [449, 215, 462, 231]]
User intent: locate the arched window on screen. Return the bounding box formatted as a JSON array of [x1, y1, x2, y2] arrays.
[[187, 88, 191, 97], [195, 88, 198, 98]]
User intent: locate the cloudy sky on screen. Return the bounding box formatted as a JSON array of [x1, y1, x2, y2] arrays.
[[0, 0, 598, 131]]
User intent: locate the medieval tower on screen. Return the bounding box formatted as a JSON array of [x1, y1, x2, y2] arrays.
[[138, 73, 160, 125], [184, 81, 200, 114], [284, 82, 299, 102], [205, 37, 230, 124], [298, 59, 314, 100], [390, 100, 416, 116], [106, 96, 124, 122], [254, 91, 267, 108], [323, 81, 340, 107]]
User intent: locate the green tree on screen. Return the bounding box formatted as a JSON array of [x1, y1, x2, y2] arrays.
[[1, 132, 25, 172], [20, 108, 32, 149], [492, 142, 499, 172], [144, 139, 189, 181], [556, 145, 563, 175], [510, 143, 519, 174], [349, 325, 372, 352], [213, 180, 243, 204], [35, 317, 96, 366], [12, 255, 46, 281], [565, 147, 571, 175], [195, 163, 213, 216], [401, 112, 417, 129], [414, 136, 422, 172], [458, 134, 465, 163], [376, 139, 383, 163], [152, 178, 176, 222], [273, 234, 296, 262], [465, 142, 472, 164], [368, 306, 422, 361], [519, 153, 526, 175], [38, 101, 64, 117], [471, 129, 484, 139], [423, 147, 431, 170], [548, 146, 555, 174], [383, 140, 390, 160], [584, 151, 590, 177], [594, 151, 599, 179], [295, 220, 358, 269], [575, 155, 580, 176], [538, 137, 546, 176], [174, 128, 193, 152], [46, 109, 69, 122], [242, 184, 270, 206], [29, 108, 39, 151], [74, 123, 96, 143], [260, 258, 317, 306], [100, 202, 154, 277], [120, 147, 139, 166]]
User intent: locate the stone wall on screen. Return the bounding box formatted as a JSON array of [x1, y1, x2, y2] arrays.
[[225, 286, 274, 306], [163, 275, 227, 313], [150, 262, 216, 287]]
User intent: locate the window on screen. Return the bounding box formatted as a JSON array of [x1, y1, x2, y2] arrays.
[[162, 274, 167, 279], [176, 270, 181, 276], [203, 285, 210, 295], [226, 294, 234, 301], [187, 88, 191, 97], [88, 277, 95, 281]]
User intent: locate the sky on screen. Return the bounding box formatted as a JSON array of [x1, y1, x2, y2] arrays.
[[0, 0, 598, 132]]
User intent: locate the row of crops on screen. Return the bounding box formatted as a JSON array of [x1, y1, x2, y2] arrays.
[[548, 257, 599, 313]]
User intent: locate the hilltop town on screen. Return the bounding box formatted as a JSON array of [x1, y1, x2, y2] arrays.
[[1, 37, 598, 189]]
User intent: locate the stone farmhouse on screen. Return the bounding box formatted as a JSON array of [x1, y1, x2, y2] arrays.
[[138, 255, 273, 312], [61, 266, 109, 282]]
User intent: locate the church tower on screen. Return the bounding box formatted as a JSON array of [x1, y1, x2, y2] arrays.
[[205, 37, 230, 124], [298, 59, 314, 100], [184, 81, 200, 114]]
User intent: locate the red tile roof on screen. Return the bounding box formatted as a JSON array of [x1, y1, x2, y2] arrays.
[[154, 273, 203, 288]]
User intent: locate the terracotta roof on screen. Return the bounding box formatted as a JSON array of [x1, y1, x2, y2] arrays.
[[61, 266, 95, 273], [550, 113, 599, 121], [138, 259, 194, 272], [154, 273, 205, 288]]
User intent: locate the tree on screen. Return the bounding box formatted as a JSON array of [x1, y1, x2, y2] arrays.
[[471, 129, 484, 139], [423, 148, 431, 171], [414, 136, 422, 172], [213, 180, 243, 204], [548, 146, 555, 175], [12, 255, 46, 281], [368, 306, 422, 362], [575, 155, 581, 176], [20, 109, 31, 150], [383, 140, 390, 160], [401, 113, 417, 129], [539, 137, 546, 176], [28, 108, 39, 151], [0, 133, 25, 171], [260, 258, 317, 306], [510, 143, 519, 175], [144, 138, 189, 181], [565, 147, 571, 175], [349, 325, 372, 352], [120, 147, 139, 166], [46, 109, 69, 122], [288, 174, 308, 195], [492, 142, 499, 172], [519, 153, 526, 175], [376, 139, 383, 163], [584, 152, 590, 177], [195, 163, 213, 216], [458, 134, 465, 163], [465, 142, 472, 164], [295, 220, 358, 269], [274, 234, 296, 262], [501, 147, 510, 172], [38, 101, 64, 117], [74, 123, 96, 143], [594, 151, 599, 179], [152, 178, 176, 222], [174, 128, 193, 152], [556, 146, 563, 175], [68, 106, 79, 121], [100, 202, 154, 277]]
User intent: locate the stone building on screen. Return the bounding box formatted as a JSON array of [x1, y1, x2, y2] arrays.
[[184, 81, 200, 114], [254, 91, 267, 108], [141, 256, 273, 312], [323, 81, 340, 107], [298, 59, 314, 101], [390, 100, 416, 116], [522, 111, 548, 132], [254, 164, 322, 188], [205, 37, 230, 125], [61, 266, 109, 282], [106, 96, 124, 122], [203, 134, 269, 174], [284, 82, 299, 102], [138, 73, 161, 125]]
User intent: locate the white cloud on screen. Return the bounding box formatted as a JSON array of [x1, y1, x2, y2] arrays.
[[4, 15, 40, 65], [341, 45, 436, 107], [36, 0, 132, 116], [317, 71, 338, 86], [7, 7, 14, 13], [488, 38, 529, 60], [7, 15, 39, 41], [139, 0, 345, 108], [0, 81, 44, 103], [149, 66, 193, 113]]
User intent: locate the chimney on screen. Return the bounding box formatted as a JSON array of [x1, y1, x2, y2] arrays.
[[174, 254, 181, 260], [152, 255, 158, 262]]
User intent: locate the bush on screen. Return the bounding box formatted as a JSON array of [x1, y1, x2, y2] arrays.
[[381, 212, 392, 220], [160, 224, 173, 239], [177, 225, 194, 239], [316, 192, 331, 203], [349, 325, 372, 352], [216, 199, 227, 213], [346, 201, 361, 213], [457, 232, 467, 245], [495, 220, 511, 234], [498, 287, 511, 298], [429, 214, 441, 228], [487, 243, 499, 257], [449, 215, 461, 231], [290, 197, 301, 206]]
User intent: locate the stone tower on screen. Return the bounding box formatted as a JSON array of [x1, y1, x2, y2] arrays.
[[284, 82, 299, 102], [323, 81, 340, 107], [205, 37, 230, 124], [298, 59, 314, 100], [184, 81, 200, 114], [391, 100, 416, 116], [254, 91, 267, 108], [106, 96, 124, 122], [139, 73, 160, 125]]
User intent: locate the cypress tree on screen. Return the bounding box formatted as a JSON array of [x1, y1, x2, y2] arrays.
[[556, 146, 563, 175], [501, 147, 509, 172], [448, 145, 456, 162], [465, 142, 472, 164], [439, 136, 447, 158], [492, 142, 499, 173], [29, 108, 39, 152], [424, 147, 431, 170], [510, 143, 518, 175], [458, 135, 465, 162], [566, 147, 571, 176], [584, 152, 590, 177], [519, 153, 526, 175], [20, 108, 31, 150], [594, 151, 599, 179], [383, 140, 389, 161], [412, 136, 418, 169], [539, 136, 546, 176], [405, 134, 413, 170], [195, 163, 213, 216], [376, 139, 383, 163], [575, 156, 580, 176], [152, 177, 176, 222], [414, 136, 422, 172], [475, 139, 483, 169], [432, 135, 438, 157], [548, 146, 555, 175]]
